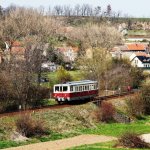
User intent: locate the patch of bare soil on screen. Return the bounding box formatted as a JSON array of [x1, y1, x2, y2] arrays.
[[3, 134, 117, 150]]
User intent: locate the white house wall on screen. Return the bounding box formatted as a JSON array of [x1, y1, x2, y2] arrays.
[[131, 57, 144, 67]]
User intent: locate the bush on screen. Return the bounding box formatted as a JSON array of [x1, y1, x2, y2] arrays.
[[0, 73, 18, 112], [126, 93, 145, 118], [28, 86, 50, 108], [130, 67, 144, 88], [0, 73, 15, 101], [56, 67, 72, 83], [0, 72, 50, 112], [119, 132, 150, 148], [141, 79, 150, 114], [16, 114, 49, 137], [100, 101, 115, 122]]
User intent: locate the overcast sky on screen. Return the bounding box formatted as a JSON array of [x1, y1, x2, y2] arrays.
[[1, 0, 150, 18]]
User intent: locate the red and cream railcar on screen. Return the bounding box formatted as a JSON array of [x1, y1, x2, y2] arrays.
[[53, 80, 98, 103]]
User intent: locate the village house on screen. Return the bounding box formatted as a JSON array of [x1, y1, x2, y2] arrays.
[[10, 41, 25, 60], [41, 61, 58, 72], [130, 52, 150, 69], [111, 43, 148, 59], [2, 41, 25, 61], [3, 41, 50, 62]]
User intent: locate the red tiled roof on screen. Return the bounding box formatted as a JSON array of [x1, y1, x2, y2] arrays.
[[126, 44, 146, 51], [133, 52, 150, 59], [134, 52, 148, 57]]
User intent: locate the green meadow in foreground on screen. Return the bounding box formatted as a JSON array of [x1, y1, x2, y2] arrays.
[[79, 116, 150, 137], [67, 141, 150, 150]]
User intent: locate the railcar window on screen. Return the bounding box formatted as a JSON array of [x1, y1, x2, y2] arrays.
[[89, 84, 94, 90], [55, 86, 59, 92], [87, 85, 89, 90], [92, 85, 94, 90], [70, 86, 73, 91], [83, 86, 84, 91], [63, 86, 68, 91]]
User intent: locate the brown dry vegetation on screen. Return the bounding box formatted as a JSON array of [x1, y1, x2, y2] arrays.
[[118, 132, 150, 148], [0, 103, 98, 140], [16, 114, 49, 137]]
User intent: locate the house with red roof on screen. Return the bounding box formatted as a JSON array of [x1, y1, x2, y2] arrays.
[[111, 43, 148, 59], [123, 43, 147, 57], [11, 41, 25, 56], [130, 52, 150, 69], [111, 43, 150, 69], [2, 41, 26, 61]]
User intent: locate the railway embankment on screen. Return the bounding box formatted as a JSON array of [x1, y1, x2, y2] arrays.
[[0, 93, 150, 149]]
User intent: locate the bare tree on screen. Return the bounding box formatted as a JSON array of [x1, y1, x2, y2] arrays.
[[94, 6, 101, 16], [106, 4, 112, 17], [81, 4, 88, 16], [0, 7, 63, 109], [84, 4, 93, 16], [67, 23, 123, 51], [74, 4, 81, 16], [63, 5, 72, 16], [69, 23, 123, 91], [77, 47, 112, 90], [53, 5, 63, 16]]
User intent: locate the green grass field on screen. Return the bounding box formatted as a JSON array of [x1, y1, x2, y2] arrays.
[[128, 30, 148, 36], [79, 116, 150, 137], [67, 141, 150, 150], [69, 116, 150, 150], [41, 70, 84, 88]]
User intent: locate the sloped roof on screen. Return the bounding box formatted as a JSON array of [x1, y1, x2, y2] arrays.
[[126, 44, 146, 51], [137, 56, 150, 63], [134, 52, 148, 57], [112, 44, 147, 52]]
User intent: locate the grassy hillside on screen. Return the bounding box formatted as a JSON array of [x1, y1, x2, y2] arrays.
[[0, 95, 150, 149]]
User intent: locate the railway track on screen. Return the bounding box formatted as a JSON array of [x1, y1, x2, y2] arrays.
[[93, 91, 134, 101], [0, 104, 71, 118], [0, 91, 135, 118], [92, 91, 135, 106]]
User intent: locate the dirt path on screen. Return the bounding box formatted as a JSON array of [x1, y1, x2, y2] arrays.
[[3, 134, 117, 150]]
